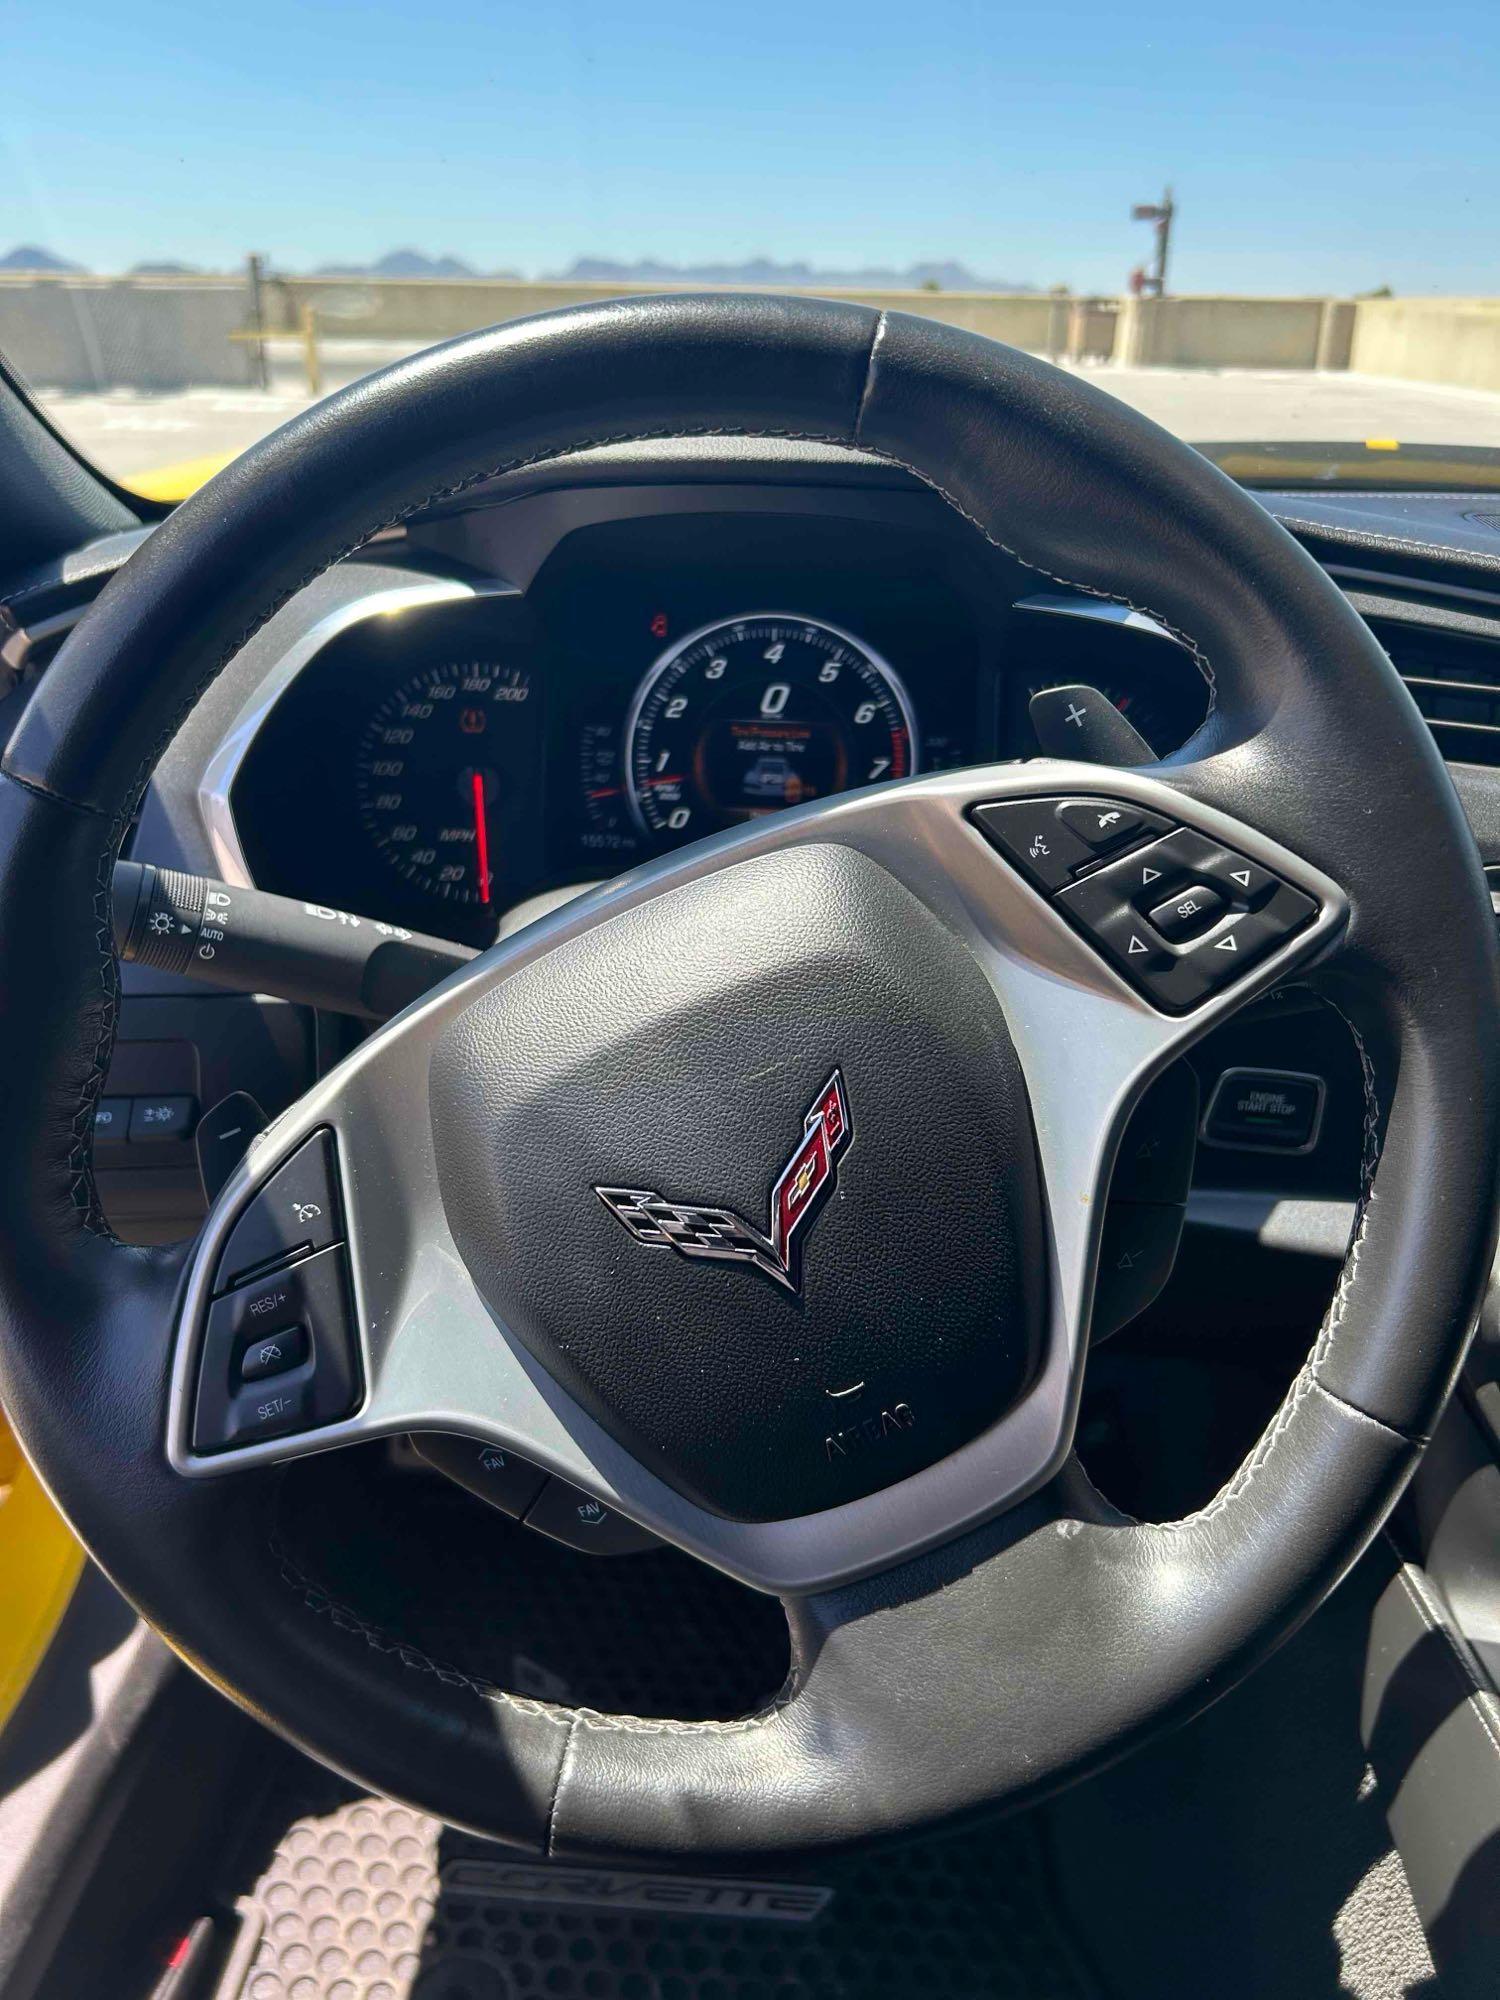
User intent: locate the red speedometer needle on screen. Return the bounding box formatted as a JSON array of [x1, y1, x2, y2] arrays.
[[471, 769, 492, 906]]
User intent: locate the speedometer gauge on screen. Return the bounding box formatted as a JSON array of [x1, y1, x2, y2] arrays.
[[624, 615, 918, 842], [356, 659, 537, 908]]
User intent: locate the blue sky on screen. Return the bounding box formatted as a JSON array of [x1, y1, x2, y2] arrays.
[[3, 0, 1496, 293]]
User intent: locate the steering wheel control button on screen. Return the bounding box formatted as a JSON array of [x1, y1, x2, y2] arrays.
[[214, 1128, 341, 1292], [1092, 1201, 1186, 1342], [1147, 882, 1225, 942], [192, 1243, 360, 1452], [1155, 827, 1278, 908], [1051, 817, 1319, 1012], [1056, 799, 1168, 854], [524, 1478, 659, 1555], [128, 1094, 196, 1143], [1202, 1068, 1326, 1153], [409, 1433, 548, 1518], [970, 800, 1092, 890], [239, 1323, 309, 1383], [1111, 1061, 1199, 1205]]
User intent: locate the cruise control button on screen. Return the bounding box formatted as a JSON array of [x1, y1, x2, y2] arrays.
[[970, 801, 1093, 891], [214, 1129, 341, 1292], [1056, 800, 1168, 853], [1093, 1202, 1185, 1341], [193, 1242, 360, 1452], [1148, 882, 1225, 942], [240, 1323, 308, 1383], [410, 1433, 548, 1518], [523, 1478, 660, 1555]]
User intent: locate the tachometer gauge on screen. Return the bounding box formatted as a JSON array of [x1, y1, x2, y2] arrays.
[[356, 659, 536, 907], [624, 614, 918, 842]]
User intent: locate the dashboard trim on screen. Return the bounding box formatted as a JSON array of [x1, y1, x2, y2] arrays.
[[1013, 591, 1180, 647], [195, 576, 520, 888]]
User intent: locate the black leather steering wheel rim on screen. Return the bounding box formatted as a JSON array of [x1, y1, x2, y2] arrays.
[[2, 293, 1497, 1857]]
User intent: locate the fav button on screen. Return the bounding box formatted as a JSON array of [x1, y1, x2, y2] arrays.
[[409, 1433, 548, 1518], [524, 1477, 660, 1555]]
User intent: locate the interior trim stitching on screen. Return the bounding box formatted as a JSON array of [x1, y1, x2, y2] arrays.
[[1309, 1001, 1381, 1378], [0, 763, 107, 818], [545, 1717, 580, 1858]]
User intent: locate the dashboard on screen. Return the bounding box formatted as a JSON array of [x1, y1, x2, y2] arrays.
[[9, 441, 1500, 1255], [222, 501, 1212, 948]]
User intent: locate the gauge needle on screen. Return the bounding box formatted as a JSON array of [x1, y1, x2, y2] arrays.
[[471, 769, 492, 906]]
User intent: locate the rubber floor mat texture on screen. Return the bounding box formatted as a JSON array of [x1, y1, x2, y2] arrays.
[[218, 1788, 1095, 2000]]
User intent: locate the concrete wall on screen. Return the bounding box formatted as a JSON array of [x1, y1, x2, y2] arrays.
[[1350, 298, 1500, 396], [6, 273, 1500, 399], [263, 274, 1062, 351], [1116, 294, 1336, 369], [0, 276, 255, 392]]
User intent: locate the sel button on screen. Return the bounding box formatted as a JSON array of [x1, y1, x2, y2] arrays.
[[1148, 882, 1225, 942]]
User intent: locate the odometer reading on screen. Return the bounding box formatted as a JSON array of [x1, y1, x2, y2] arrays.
[[624, 615, 918, 841], [356, 659, 535, 907]]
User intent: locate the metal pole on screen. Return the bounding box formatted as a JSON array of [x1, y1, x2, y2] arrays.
[[1155, 188, 1174, 298], [301, 305, 322, 399], [245, 253, 269, 390]]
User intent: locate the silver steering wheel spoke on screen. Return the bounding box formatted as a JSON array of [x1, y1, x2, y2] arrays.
[[166, 758, 1346, 1595]]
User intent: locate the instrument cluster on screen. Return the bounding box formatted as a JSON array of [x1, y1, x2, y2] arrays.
[[231, 508, 1210, 947]]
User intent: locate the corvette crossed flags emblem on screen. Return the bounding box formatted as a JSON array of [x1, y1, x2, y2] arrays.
[[595, 1071, 851, 1296]]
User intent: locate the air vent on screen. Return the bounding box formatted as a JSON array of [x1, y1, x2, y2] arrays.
[[1369, 619, 1500, 768]]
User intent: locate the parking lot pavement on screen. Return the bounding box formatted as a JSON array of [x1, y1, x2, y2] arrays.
[[31, 341, 1500, 488]]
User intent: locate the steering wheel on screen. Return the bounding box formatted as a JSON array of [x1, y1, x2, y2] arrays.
[[2, 294, 1497, 1858]]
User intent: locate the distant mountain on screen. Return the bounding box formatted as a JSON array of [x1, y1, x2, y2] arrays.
[[0, 244, 84, 273], [310, 249, 518, 280], [555, 256, 1035, 293], [129, 260, 201, 275]]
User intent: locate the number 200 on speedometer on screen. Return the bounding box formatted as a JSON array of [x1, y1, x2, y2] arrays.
[[624, 615, 919, 840]]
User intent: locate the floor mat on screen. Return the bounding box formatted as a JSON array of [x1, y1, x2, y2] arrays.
[[214, 1769, 1097, 2000]]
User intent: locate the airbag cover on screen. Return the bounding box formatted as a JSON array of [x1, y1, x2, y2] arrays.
[[431, 843, 1045, 1520]]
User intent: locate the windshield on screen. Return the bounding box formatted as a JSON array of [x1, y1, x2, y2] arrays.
[[4, 0, 1499, 500]]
